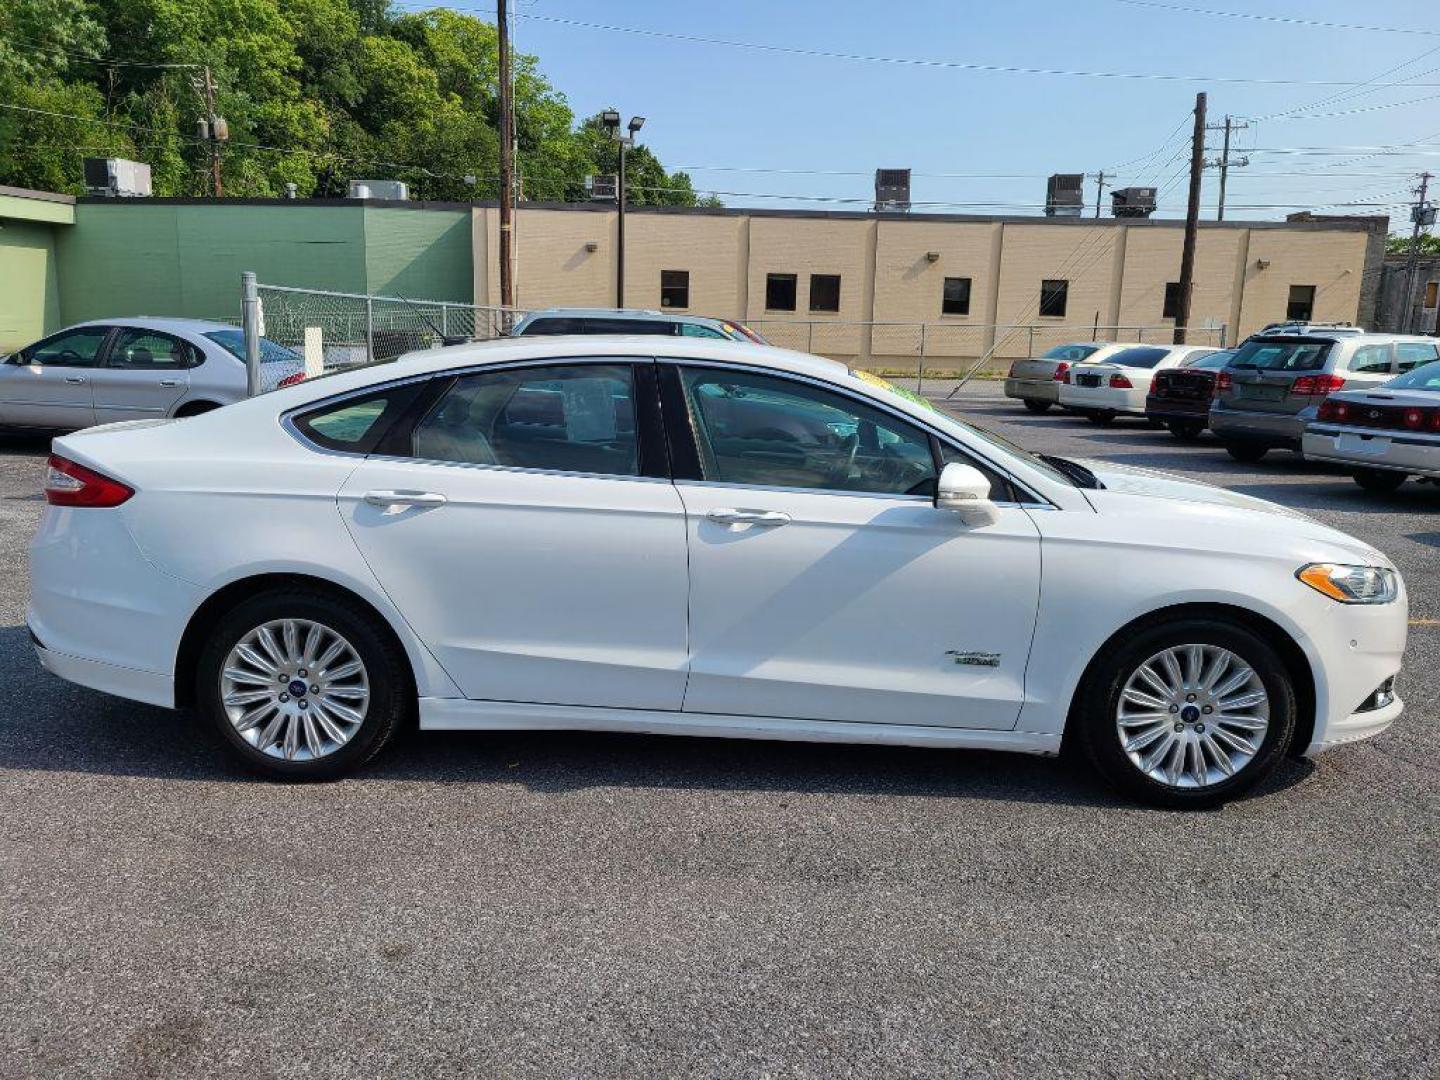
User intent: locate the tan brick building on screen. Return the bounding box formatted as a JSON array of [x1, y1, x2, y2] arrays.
[[473, 203, 1387, 366]]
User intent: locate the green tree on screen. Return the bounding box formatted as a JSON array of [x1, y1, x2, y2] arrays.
[[1387, 233, 1440, 255]]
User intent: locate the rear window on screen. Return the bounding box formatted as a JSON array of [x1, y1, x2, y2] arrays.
[[205, 329, 303, 365], [1386, 360, 1440, 391], [1229, 337, 1332, 372], [519, 317, 677, 337], [1041, 344, 1099, 361], [1106, 346, 1171, 369], [1185, 350, 1234, 370]]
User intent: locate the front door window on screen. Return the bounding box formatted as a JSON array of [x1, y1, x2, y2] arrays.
[[23, 328, 110, 367]]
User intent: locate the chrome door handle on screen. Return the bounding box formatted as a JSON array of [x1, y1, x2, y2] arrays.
[[363, 490, 447, 509], [64, 375, 87, 384], [159, 379, 181, 387], [706, 508, 791, 526]]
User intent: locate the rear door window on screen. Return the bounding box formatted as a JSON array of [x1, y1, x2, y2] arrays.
[[1395, 342, 1440, 373], [1346, 344, 1394, 375], [107, 328, 197, 369]]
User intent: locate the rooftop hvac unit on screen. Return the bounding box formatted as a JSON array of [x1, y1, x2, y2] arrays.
[[1045, 173, 1085, 217], [874, 168, 911, 213], [82, 157, 152, 198], [586, 173, 618, 202], [347, 180, 409, 201], [1111, 186, 1158, 218]]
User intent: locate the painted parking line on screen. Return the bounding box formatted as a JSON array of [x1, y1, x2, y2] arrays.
[[1410, 618, 1439, 627]]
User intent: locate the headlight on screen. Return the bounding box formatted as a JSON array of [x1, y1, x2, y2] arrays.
[[1296, 563, 1398, 604]]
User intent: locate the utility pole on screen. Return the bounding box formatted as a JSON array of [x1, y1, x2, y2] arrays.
[[1174, 91, 1207, 345], [617, 137, 627, 307], [1405, 171, 1434, 333], [497, 0, 514, 309], [202, 66, 222, 198], [1205, 114, 1249, 221], [1093, 170, 1107, 218]]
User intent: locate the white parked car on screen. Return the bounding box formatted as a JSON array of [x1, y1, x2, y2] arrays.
[[29, 337, 1407, 807], [1059, 344, 1221, 425], [1303, 358, 1440, 493]]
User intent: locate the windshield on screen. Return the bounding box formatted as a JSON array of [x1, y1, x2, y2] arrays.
[[206, 329, 303, 365], [1041, 344, 1100, 361], [1184, 350, 1233, 370], [1230, 337, 1332, 372], [1105, 346, 1171, 369], [1386, 359, 1440, 391], [850, 370, 1078, 488]]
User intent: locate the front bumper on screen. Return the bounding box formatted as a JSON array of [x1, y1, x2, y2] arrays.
[[1302, 425, 1440, 477], [1300, 589, 1409, 756], [1004, 377, 1059, 404], [1209, 402, 1309, 447]]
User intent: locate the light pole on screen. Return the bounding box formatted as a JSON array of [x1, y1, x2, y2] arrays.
[[602, 111, 645, 307]]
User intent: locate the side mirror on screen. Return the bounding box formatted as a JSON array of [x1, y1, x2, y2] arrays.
[[935, 462, 1000, 527]]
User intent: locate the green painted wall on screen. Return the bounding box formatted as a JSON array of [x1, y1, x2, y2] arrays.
[[363, 207, 473, 301], [0, 219, 62, 351]]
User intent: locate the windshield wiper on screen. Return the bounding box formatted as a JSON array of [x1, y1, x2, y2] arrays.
[[1038, 454, 1103, 490]]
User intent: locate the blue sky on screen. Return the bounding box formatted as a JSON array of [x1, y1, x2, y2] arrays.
[[411, 1, 1439, 232]]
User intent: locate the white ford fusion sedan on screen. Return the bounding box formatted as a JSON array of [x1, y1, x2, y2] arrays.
[[29, 337, 1407, 807]]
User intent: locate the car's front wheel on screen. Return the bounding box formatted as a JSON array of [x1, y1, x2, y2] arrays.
[[1352, 468, 1407, 494], [197, 589, 410, 779], [1074, 618, 1296, 808]]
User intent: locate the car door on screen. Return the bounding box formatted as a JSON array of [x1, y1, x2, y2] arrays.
[[663, 362, 1043, 731], [90, 327, 193, 425], [332, 359, 691, 711], [0, 326, 110, 428]]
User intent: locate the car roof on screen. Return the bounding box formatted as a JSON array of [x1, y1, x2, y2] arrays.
[[70, 317, 238, 333], [518, 308, 728, 328]]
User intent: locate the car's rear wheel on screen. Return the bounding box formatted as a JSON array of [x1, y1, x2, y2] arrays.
[[197, 589, 410, 779], [1023, 399, 1051, 414], [1075, 618, 1296, 808], [1224, 441, 1268, 463], [1086, 410, 1117, 425], [1167, 419, 1205, 441], [1352, 468, 1407, 494]]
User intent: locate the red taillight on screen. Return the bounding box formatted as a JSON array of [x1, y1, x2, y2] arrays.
[[1215, 371, 1233, 394], [1316, 398, 1349, 423], [1109, 373, 1133, 389], [277, 371, 307, 389], [1052, 362, 1071, 383], [1291, 373, 1346, 396], [45, 455, 134, 508]]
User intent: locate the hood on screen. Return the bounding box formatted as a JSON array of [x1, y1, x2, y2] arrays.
[[1077, 458, 1388, 564]]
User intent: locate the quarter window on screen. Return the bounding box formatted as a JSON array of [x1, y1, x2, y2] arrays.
[[941, 277, 972, 316], [22, 327, 110, 367], [1396, 342, 1440, 372], [1286, 285, 1316, 322], [108, 328, 194, 369], [1039, 279, 1068, 318], [809, 274, 841, 313], [413, 364, 639, 476], [292, 383, 428, 454], [765, 273, 797, 311], [678, 367, 936, 496], [661, 270, 689, 309]]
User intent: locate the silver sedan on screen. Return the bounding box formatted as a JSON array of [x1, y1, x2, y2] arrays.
[[1303, 359, 1440, 493], [0, 317, 305, 431]]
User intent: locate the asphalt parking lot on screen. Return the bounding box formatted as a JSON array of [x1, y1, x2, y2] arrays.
[[1, 382, 1435, 1079]]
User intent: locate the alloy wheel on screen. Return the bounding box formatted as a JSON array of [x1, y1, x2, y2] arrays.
[[1115, 644, 1270, 789], [219, 618, 371, 761]]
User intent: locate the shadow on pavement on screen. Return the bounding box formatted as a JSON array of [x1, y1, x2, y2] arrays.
[[0, 625, 1314, 809]]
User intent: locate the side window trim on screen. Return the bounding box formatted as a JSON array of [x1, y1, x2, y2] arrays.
[[657, 359, 1046, 505]]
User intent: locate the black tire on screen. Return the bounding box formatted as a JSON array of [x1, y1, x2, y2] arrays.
[[1074, 618, 1297, 809], [1167, 420, 1205, 441], [196, 588, 411, 780], [1352, 468, 1407, 494], [1224, 441, 1268, 464], [1086, 410, 1117, 426], [1023, 398, 1052, 414]]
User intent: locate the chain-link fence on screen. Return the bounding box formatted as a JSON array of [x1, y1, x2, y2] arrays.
[[246, 280, 528, 375]]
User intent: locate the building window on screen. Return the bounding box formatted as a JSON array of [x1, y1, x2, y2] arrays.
[[1163, 282, 1181, 319], [660, 270, 689, 309], [1039, 279, 1068, 318], [941, 277, 972, 316], [1424, 281, 1438, 309], [809, 274, 841, 313], [1287, 284, 1316, 322], [765, 273, 797, 311]]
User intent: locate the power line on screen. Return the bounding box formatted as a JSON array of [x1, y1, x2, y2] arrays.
[[1110, 0, 1440, 38], [0, 32, 202, 69]]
